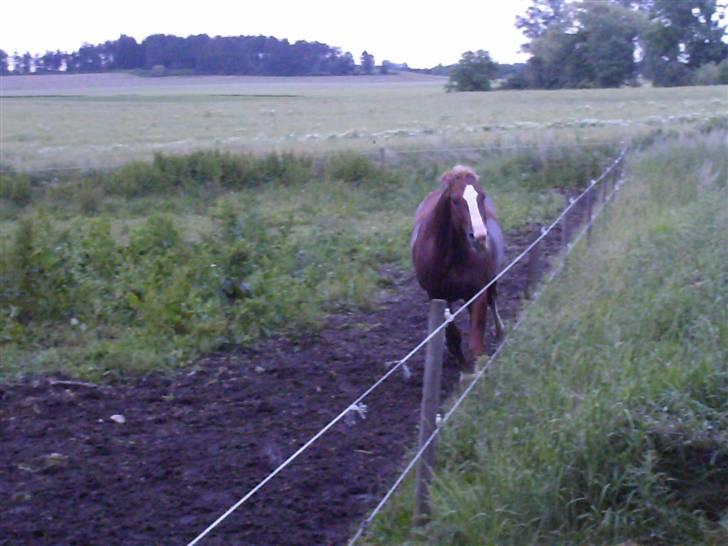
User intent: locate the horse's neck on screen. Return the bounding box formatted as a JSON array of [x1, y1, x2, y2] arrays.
[[424, 191, 465, 269]]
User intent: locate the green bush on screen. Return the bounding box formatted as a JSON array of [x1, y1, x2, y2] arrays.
[[693, 59, 728, 86], [1, 141, 627, 379], [0, 196, 385, 377], [0, 173, 32, 206], [480, 143, 617, 191], [77, 179, 104, 214], [327, 152, 378, 183], [103, 150, 313, 198]]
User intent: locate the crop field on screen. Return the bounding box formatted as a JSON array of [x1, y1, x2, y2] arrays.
[[1, 73, 726, 171]]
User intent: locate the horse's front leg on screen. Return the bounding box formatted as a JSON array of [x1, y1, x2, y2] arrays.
[[445, 317, 471, 373], [488, 285, 505, 342], [468, 293, 489, 359]]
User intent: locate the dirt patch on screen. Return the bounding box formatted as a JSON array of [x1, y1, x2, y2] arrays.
[[0, 201, 582, 546]]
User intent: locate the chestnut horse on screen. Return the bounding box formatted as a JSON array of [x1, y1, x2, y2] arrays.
[[411, 165, 505, 372]]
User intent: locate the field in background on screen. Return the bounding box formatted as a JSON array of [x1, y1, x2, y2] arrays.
[[1, 73, 726, 171]]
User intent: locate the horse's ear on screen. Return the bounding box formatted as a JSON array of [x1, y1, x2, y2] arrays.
[[440, 171, 455, 187]]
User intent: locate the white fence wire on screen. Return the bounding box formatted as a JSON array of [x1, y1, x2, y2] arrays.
[[348, 156, 627, 545], [185, 147, 626, 546]]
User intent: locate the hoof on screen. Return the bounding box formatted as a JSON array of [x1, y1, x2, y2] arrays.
[[459, 362, 478, 384]]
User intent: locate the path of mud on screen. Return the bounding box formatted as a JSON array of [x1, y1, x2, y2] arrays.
[[1, 195, 586, 546]]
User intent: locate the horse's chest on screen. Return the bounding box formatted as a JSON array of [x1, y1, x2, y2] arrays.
[[448, 262, 491, 295], [420, 258, 492, 301]]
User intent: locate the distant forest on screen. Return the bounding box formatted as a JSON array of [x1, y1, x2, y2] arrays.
[[1, 0, 726, 88], [0, 34, 388, 76]]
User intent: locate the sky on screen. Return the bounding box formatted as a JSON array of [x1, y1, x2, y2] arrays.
[[0, 0, 531, 68]]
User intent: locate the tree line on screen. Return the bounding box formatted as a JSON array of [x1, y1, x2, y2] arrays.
[[448, 0, 728, 91], [0, 34, 387, 77]]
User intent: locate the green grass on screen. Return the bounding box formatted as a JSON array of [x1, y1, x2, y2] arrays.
[[1, 143, 612, 380], [1, 73, 725, 172], [366, 130, 728, 544]]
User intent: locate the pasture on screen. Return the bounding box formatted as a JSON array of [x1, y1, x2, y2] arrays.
[[1, 73, 727, 543], [1, 72, 726, 171], [1, 72, 662, 379]]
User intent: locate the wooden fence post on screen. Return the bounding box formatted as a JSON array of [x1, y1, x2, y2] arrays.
[[413, 299, 446, 526], [586, 182, 594, 246], [525, 227, 542, 300], [561, 194, 571, 250]]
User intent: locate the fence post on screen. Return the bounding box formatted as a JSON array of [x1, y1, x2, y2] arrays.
[[413, 299, 446, 526], [561, 194, 571, 250], [525, 227, 542, 300], [586, 181, 595, 246], [379, 147, 387, 166]]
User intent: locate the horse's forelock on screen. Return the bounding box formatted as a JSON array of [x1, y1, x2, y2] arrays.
[[441, 165, 479, 187]]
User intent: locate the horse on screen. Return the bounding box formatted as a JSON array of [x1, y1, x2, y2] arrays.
[[410, 165, 505, 373]]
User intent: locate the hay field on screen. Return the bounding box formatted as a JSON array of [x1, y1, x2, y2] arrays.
[[1, 72, 726, 171]]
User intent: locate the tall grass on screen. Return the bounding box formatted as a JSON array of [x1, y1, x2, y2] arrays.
[[368, 130, 727, 544], [0, 142, 616, 380]]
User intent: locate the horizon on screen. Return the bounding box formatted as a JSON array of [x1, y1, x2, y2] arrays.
[[0, 0, 530, 70]]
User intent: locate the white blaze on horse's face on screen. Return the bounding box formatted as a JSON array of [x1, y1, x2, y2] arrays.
[[463, 184, 488, 250]]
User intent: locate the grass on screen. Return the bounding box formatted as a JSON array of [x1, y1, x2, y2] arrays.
[[1, 73, 726, 171], [365, 129, 728, 544], [0, 142, 615, 381]]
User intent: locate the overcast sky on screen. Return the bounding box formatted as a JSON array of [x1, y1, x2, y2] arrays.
[[1, 0, 531, 68]]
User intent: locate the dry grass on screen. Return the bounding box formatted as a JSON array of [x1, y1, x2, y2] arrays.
[[1, 73, 726, 171]]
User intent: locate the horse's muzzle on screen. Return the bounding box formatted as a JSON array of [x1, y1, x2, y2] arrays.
[[468, 232, 489, 252]]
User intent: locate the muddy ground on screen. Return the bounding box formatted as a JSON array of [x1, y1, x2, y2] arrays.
[[0, 201, 582, 546]]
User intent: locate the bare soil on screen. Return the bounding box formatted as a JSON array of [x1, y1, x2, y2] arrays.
[[0, 204, 578, 546]]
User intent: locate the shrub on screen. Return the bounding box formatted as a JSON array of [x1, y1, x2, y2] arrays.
[[104, 150, 313, 197], [693, 59, 728, 86], [327, 153, 378, 183], [77, 179, 104, 214], [0, 173, 32, 206]]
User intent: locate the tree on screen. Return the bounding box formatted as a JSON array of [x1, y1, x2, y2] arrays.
[[114, 35, 144, 70], [360, 50, 374, 74], [641, 0, 728, 86], [333, 51, 356, 75], [577, 0, 644, 87], [36, 50, 64, 72], [516, 0, 570, 46], [0, 33, 385, 78], [12, 52, 33, 74], [0, 50, 8, 75], [514, 0, 643, 88], [77, 43, 103, 72], [446, 50, 498, 91]]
